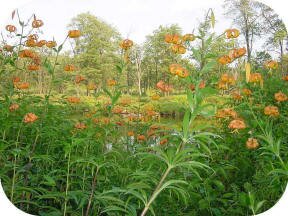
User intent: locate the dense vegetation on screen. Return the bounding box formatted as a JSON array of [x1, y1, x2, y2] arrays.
[[0, 0, 287, 215]]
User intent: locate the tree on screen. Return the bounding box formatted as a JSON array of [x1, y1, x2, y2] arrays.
[[224, 0, 263, 63], [68, 12, 122, 87], [259, 4, 287, 74], [130, 45, 144, 96], [141, 24, 184, 92]]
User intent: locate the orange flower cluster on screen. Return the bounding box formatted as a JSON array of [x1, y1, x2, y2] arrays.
[[74, 122, 87, 130], [9, 103, 19, 112], [67, 97, 80, 104], [68, 30, 81, 38], [27, 64, 40, 71], [120, 39, 133, 50], [64, 64, 76, 72], [218, 73, 236, 90], [182, 34, 195, 42], [225, 29, 240, 39], [165, 34, 181, 44], [216, 108, 237, 119], [19, 49, 36, 58], [274, 91, 287, 102], [15, 82, 29, 90], [75, 75, 85, 84], [23, 113, 38, 123], [219, 48, 246, 65], [165, 33, 195, 54], [249, 73, 262, 83], [169, 64, 189, 78], [229, 47, 246, 58], [264, 106, 279, 117], [171, 44, 186, 54], [19, 48, 41, 68], [46, 40, 57, 48], [137, 134, 146, 141], [228, 119, 246, 131], [5, 25, 17, 33], [246, 138, 259, 150], [264, 60, 278, 70], [156, 80, 173, 92], [218, 55, 232, 65]]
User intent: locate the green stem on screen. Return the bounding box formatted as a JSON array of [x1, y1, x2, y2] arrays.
[[63, 151, 71, 216], [140, 166, 172, 216], [10, 124, 23, 202]]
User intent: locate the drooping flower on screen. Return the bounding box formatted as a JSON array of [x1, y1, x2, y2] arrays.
[[25, 39, 37, 47], [75, 75, 85, 84], [182, 34, 195, 42], [230, 47, 246, 58], [9, 103, 19, 112], [246, 138, 259, 150], [19, 49, 36, 58], [23, 113, 38, 123], [249, 73, 262, 83], [264, 106, 279, 117], [64, 64, 76, 72], [171, 44, 186, 54], [5, 25, 17, 32], [46, 40, 57, 48], [216, 108, 238, 119], [164, 34, 181, 44], [68, 30, 81, 38], [218, 55, 232, 65], [36, 40, 47, 47], [120, 39, 133, 50], [74, 122, 87, 130], [32, 19, 44, 28], [137, 134, 146, 141], [225, 29, 240, 39], [67, 97, 80, 104], [228, 119, 246, 131], [169, 64, 189, 78], [274, 91, 287, 102], [16, 82, 29, 90], [27, 64, 40, 71]]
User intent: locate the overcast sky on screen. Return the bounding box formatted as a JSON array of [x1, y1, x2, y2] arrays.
[[0, 0, 287, 55]]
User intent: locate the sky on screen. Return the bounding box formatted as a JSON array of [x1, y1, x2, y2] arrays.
[[0, 0, 287, 54]]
